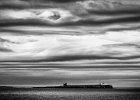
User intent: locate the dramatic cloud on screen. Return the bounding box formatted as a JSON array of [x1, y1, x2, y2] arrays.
[[0, 0, 140, 87]]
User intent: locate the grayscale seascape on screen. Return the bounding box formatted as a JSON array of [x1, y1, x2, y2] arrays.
[[0, 0, 140, 100]]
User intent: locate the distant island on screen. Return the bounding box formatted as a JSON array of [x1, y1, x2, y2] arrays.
[[34, 83, 113, 89]]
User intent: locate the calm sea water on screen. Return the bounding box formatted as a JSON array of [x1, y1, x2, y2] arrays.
[[0, 88, 140, 100]]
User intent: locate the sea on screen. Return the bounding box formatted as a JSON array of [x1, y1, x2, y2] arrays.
[[0, 87, 140, 100]]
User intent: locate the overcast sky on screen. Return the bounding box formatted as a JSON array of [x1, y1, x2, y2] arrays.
[[0, 0, 140, 87]]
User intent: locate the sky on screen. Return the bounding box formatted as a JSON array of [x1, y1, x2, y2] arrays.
[[0, 0, 140, 87]]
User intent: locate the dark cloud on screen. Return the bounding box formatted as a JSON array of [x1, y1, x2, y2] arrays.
[[88, 9, 140, 15], [0, 38, 13, 52], [62, 15, 140, 26], [1, 65, 140, 69], [45, 55, 112, 61], [1, 14, 140, 27], [21, 0, 83, 3], [0, 19, 48, 27], [42, 55, 140, 61], [0, 5, 26, 9], [103, 43, 140, 49], [107, 27, 140, 32], [0, 0, 54, 9], [0, 37, 17, 44], [0, 47, 13, 52], [47, 0, 83, 3], [0, 0, 140, 11], [0, 4, 53, 9], [0, 0, 83, 9], [1, 55, 140, 62], [0, 37, 12, 43]]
